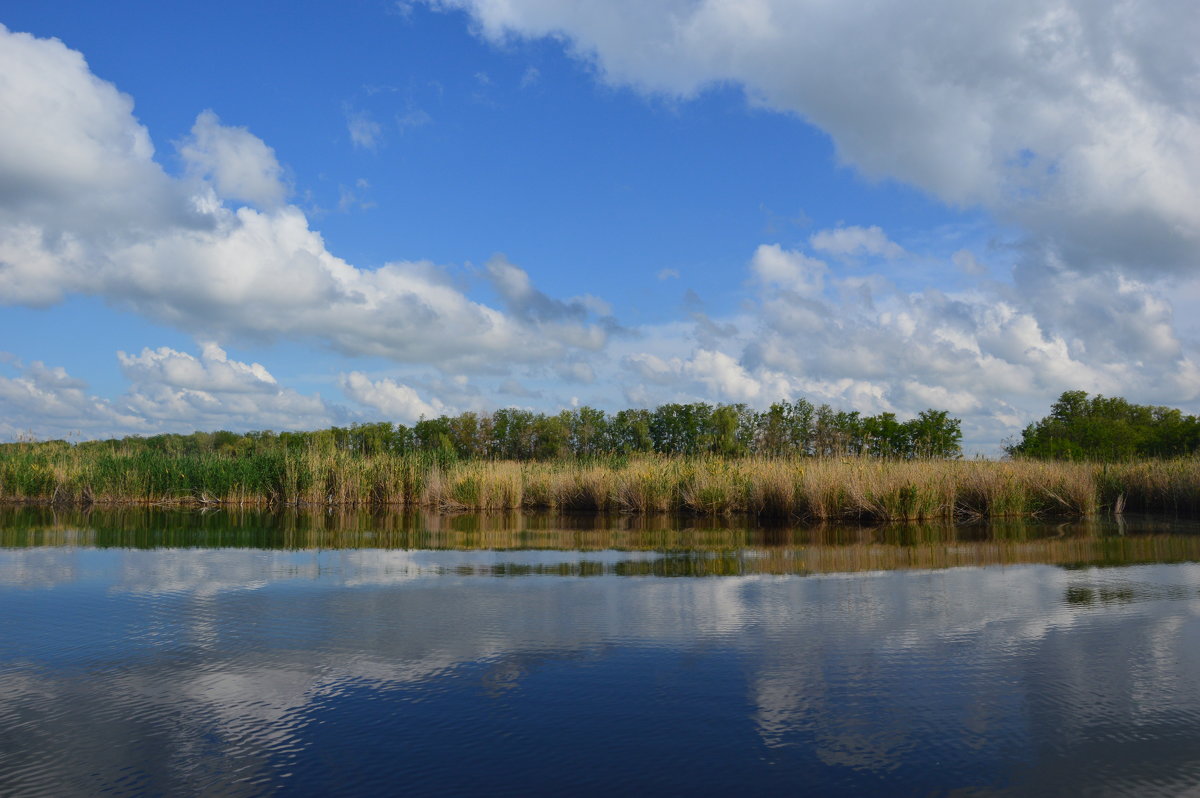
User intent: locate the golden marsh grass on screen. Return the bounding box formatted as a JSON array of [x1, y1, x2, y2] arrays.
[[2, 445, 1199, 520]]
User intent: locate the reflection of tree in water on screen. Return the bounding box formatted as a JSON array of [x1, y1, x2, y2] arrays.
[[4, 508, 1200, 577]]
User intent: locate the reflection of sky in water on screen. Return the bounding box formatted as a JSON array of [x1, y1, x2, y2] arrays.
[[2, 547, 1200, 795], [0, 548, 673, 594]]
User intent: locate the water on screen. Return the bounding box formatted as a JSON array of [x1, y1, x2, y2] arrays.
[[3, 509, 1200, 796]]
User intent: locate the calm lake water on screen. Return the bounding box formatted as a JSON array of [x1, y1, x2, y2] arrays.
[[3, 508, 1200, 796]]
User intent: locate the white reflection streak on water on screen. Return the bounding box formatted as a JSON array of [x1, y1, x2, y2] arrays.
[[1132, 614, 1186, 718], [744, 565, 1200, 762], [0, 548, 82, 589]]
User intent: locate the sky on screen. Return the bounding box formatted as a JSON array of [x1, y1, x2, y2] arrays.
[[1, 0, 1198, 453]]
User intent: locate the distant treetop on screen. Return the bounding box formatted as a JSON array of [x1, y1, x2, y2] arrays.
[[5, 400, 964, 461], [1006, 391, 1200, 460]]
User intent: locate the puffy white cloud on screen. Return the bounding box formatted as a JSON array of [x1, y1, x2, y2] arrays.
[[750, 243, 826, 297], [104, 209, 568, 368], [178, 110, 288, 208], [0, 347, 338, 440], [340, 372, 448, 423], [0, 25, 610, 375], [0, 24, 196, 287], [118, 343, 278, 394], [433, 0, 1200, 277], [0, 28, 162, 210], [684, 349, 770, 402], [623, 348, 788, 405], [121, 382, 333, 434], [119, 345, 336, 432]]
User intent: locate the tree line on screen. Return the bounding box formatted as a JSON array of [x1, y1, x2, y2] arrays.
[[53, 400, 963, 461], [1007, 390, 1200, 460]]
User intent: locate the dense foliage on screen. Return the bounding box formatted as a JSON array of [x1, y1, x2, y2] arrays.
[[1007, 390, 1200, 460], [42, 400, 962, 461]]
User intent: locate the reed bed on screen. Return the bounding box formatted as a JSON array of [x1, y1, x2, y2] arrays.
[[2, 445, 1200, 520]]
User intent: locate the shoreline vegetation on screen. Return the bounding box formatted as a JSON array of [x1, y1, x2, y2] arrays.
[[2, 447, 1200, 521], [4, 393, 1200, 521]]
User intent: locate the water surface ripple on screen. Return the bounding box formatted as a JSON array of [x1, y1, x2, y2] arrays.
[[2, 509, 1200, 795]]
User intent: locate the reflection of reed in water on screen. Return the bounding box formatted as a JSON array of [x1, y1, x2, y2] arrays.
[[2, 506, 1200, 575]]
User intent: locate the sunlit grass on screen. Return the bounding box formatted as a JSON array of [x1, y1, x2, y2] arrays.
[[1, 444, 1197, 519]]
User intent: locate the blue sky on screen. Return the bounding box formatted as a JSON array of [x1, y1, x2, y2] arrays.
[[1, 1, 1198, 451]]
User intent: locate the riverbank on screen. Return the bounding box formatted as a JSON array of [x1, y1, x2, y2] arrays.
[[3, 446, 1199, 520]]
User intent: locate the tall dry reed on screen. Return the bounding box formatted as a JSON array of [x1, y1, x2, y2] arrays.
[[2, 444, 1198, 519]]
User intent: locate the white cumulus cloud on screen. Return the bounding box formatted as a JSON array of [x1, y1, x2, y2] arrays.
[[0, 24, 611, 375], [341, 372, 448, 422], [118, 343, 278, 394], [751, 243, 826, 297], [178, 110, 288, 208]]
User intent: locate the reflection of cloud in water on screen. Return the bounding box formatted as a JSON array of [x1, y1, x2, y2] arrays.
[[743, 566, 1200, 785], [1, 548, 671, 594], [0, 548, 83, 589], [2, 549, 1200, 793]]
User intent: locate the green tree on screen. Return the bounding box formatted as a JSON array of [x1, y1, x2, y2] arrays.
[[1008, 390, 1200, 460]]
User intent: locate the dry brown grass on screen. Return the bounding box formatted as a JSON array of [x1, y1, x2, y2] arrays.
[[415, 457, 1174, 519], [3, 445, 1200, 518]]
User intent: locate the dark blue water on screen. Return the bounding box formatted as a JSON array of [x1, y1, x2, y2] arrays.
[[3, 513, 1200, 796]]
